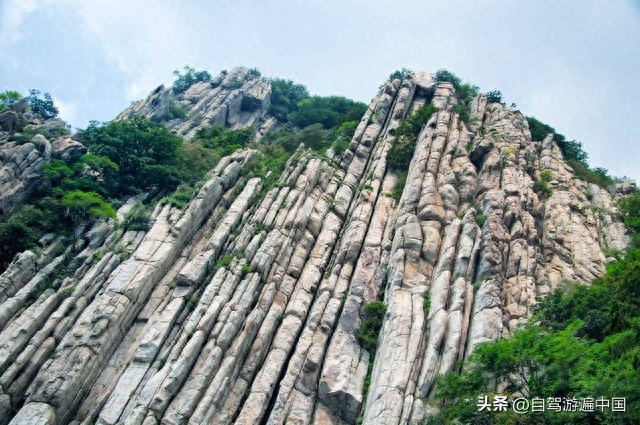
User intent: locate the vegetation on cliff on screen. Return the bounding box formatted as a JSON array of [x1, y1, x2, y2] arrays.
[[432, 191, 640, 424]]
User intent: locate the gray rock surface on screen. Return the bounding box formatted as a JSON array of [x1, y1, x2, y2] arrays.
[[0, 70, 631, 425]]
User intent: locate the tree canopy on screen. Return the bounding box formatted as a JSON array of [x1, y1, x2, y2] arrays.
[[78, 115, 183, 195], [433, 191, 640, 425]]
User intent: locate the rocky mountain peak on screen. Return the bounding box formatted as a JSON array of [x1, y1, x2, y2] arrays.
[[118, 67, 274, 139], [0, 68, 635, 424]]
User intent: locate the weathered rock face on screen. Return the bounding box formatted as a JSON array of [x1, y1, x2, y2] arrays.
[[0, 106, 77, 218], [117, 67, 273, 139], [0, 134, 52, 218], [0, 71, 630, 425]]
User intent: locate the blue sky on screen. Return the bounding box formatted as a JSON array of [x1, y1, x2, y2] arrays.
[[1, 0, 639, 181]]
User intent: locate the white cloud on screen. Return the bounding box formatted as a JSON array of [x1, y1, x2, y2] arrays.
[[67, 0, 200, 101], [53, 97, 78, 128], [0, 0, 40, 44]]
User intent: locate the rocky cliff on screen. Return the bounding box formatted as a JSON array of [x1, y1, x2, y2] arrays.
[[0, 68, 630, 424]]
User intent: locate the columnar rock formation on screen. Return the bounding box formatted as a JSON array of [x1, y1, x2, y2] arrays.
[[0, 69, 628, 424]]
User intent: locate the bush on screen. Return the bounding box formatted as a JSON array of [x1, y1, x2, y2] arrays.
[[268, 79, 309, 121], [387, 104, 438, 172], [356, 301, 387, 353], [486, 89, 503, 104], [618, 191, 640, 248], [77, 115, 183, 195], [172, 66, 212, 94], [167, 101, 188, 120], [567, 159, 615, 188], [291, 96, 367, 130], [62, 190, 116, 224], [386, 68, 414, 84], [434, 69, 461, 86], [162, 185, 195, 209], [434, 70, 479, 125], [526, 116, 588, 165], [533, 179, 553, 198], [26, 89, 58, 119], [125, 203, 151, 231], [0, 219, 38, 271], [0, 90, 22, 109], [540, 170, 553, 182], [195, 125, 253, 154]]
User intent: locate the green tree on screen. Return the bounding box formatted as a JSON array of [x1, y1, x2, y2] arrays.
[[268, 78, 310, 121], [0, 90, 22, 109], [486, 90, 503, 104], [77, 115, 183, 195], [26, 89, 58, 119], [291, 96, 367, 129], [387, 103, 439, 172], [356, 301, 387, 353], [62, 190, 116, 224], [172, 66, 212, 94]]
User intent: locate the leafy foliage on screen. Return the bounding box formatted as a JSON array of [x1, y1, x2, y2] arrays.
[[533, 179, 553, 198], [486, 89, 504, 104], [268, 78, 309, 121], [356, 301, 387, 353], [433, 192, 640, 424], [262, 124, 329, 153], [567, 159, 616, 188], [172, 66, 212, 94], [0, 90, 22, 109], [26, 89, 58, 119], [385, 68, 414, 84], [527, 116, 615, 187], [618, 191, 640, 248], [434, 69, 461, 86], [291, 96, 367, 129], [195, 125, 253, 154], [434, 69, 479, 125], [62, 190, 116, 223], [387, 103, 439, 172], [77, 115, 183, 195]]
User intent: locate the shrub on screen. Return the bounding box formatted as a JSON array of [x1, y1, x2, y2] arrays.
[[26, 89, 58, 119], [452, 104, 471, 126], [291, 96, 367, 130], [62, 190, 116, 224], [268, 78, 309, 121], [388, 104, 438, 172], [434, 69, 461, 86], [567, 159, 615, 188], [77, 115, 183, 195], [167, 101, 188, 120], [526, 116, 588, 165], [172, 66, 212, 94], [386, 68, 414, 84], [475, 213, 486, 227], [486, 89, 503, 104], [336, 120, 359, 140], [0, 219, 38, 271], [390, 172, 407, 202], [195, 125, 253, 154], [163, 185, 195, 209], [356, 301, 387, 353], [540, 170, 553, 183], [125, 203, 151, 231], [533, 179, 553, 198], [0, 90, 22, 109], [241, 263, 254, 275]]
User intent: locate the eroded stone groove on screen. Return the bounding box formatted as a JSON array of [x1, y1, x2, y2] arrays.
[[0, 69, 628, 425]]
